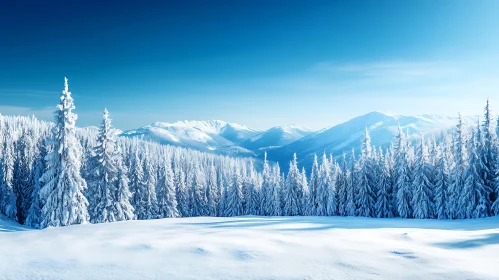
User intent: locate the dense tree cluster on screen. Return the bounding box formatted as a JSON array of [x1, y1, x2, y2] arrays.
[[1, 79, 499, 229]]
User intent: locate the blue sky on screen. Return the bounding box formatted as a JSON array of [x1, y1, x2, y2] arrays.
[[1, 0, 499, 130]]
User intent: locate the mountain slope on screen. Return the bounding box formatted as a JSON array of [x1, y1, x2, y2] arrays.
[[266, 112, 470, 170], [241, 125, 314, 151], [121, 120, 260, 156]]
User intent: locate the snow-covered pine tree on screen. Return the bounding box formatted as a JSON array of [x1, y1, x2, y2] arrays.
[[461, 120, 490, 218], [114, 152, 135, 221], [395, 126, 412, 218], [135, 153, 158, 220], [306, 154, 320, 215], [435, 140, 451, 219], [283, 153, 305, 216], [25, 142, 47, 227], [448, 113, 468, 219], [225, 165, 244, 217], [88, 109, 119, 223], [316, 153, 331, 216], [336, 153, 348, 216], [375, 148, 393, 218], [191, 164, 207, 217], [205, 163, 218, 216], [175, 168, 190, 217], [271, 163, 282, 216], [39, 77, 89, 228], [356, 128, 375, 217], [130, 142, 144, 212], [0, 132, 17, 220], [411, 135, 435, 219], [482, 99, 498, 208], [156, 155, 179, 218], [301, 167, 309, 215], [345, 149, 357, 216], [245, 161, 261, 215], [260, 152, 273, 216]]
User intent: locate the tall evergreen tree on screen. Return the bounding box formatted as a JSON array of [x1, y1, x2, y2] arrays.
[[1, 133, 17, 220], [411, 135, 435, 219], [435, 142, 451, 219], [114, 153, 134, 221], [461, 121, 491, 218], [88, 109, 119, 223], [356, 128, 375, 217], [135, 154, 158, 219], [283, 154, 304, 216], [205, 163, 218, 216], [175, 168, 189, 217], [157, 156, 179, 218], [449, 113, 468, 219], [225, 165, 244, 217], [345, 149, 357, 216], [306, 154, 320, 215], [395, 126, 412, 218], [39, 78, 89, 228], [316, 153, 331, 216], [337, 153, 348, 216]]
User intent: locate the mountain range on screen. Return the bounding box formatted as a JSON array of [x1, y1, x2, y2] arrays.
[[121, 112, 473, 169]]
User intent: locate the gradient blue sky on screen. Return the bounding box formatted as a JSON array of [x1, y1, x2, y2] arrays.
[[2, 0, 499, 130]]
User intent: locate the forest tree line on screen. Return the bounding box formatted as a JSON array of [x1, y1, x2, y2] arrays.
[[0, 78, 498, 228]]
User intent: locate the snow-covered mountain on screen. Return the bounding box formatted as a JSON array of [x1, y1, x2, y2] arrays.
[[240, 125, 314, 151], [265, 112, 473, 170], [121, 112, 472, 166], [121, 120, 261, 156]]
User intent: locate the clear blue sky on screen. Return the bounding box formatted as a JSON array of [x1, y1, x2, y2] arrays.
[[2, 0, 499, 130]]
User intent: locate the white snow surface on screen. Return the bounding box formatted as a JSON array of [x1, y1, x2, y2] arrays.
[[1, 215, 498, 280]]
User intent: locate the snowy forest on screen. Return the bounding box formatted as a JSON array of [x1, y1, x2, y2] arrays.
[[1, 78, 499, 229]]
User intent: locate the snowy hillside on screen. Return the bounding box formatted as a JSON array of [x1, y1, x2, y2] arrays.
[[121, 120, 260, 156], [241, 125, 314, 151], [1, 215, 498, 280], [266, 111, 473, 170]]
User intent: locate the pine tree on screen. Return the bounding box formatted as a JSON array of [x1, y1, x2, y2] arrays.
[[130, 145, 144, 212], [205, 163, 218, 216], [260, 152, 273, 216], [191, 165, 207, 216], [301, 167, 310, 215], [316, 153, 331, 216], [306, 154, 320, 215], [461, 121, 490, 218], [1, 133, 17, 220], [375, 150, 393, 218], [157, 156, 179, 218], [88, 109, 119, 223], [449, 113, 468, 219], [175, 168, 189, 217], [225, 165, 244, 217], [395, 126, 412, 218], [114, 153, 134, 221], [482, 99, 498, 208], [25, 145, 46, 227], [135, 154, 158, 219], [435, 142, 451, 219], [39, 78, 89, 228], [283, 154, 304, 216], [337, 153, 348, 216], [271, 163, 282, 216], [356, 128, 375, 217], [345, 149, 357, 216], [411, 135, 435, 219]]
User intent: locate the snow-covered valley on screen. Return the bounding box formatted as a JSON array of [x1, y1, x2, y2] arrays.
[[1, 215, 498, 280]]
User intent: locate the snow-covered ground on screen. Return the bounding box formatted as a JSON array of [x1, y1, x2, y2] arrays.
[[1, 216, 498, 280]]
